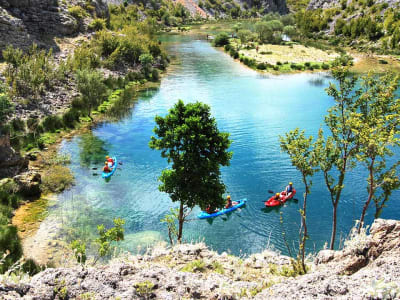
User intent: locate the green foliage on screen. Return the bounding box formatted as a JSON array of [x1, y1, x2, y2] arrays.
[[69, 44, 101, 71], [3, 44, 61, 100], [76, 69, 107, 117], [135, 281, 155, 298], [181, 259, 206, 272], [95, 218, 125, 259], [149, 100, 232, 241], [71, 240, 87, 264], [89, 18, 107, 31], [0, 92, 13, 125], [161, 208, 179, 245], [211, 261, 224, 274], [280, 129, 318, 273], [0, 225, 23, 273], [213, 33, 230, 47], [41, 165, 74, 193], [78, 132, 108, 167], [68, 5, 88, 20]]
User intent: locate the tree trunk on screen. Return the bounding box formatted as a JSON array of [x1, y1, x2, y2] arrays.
[[177, 201, 184, 243], [329, 170, 345, 250], [300, 175, 308, 273], [358, 162, 375, 233]]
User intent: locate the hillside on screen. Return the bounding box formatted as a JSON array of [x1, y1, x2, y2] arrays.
[[294, 0, 400, 54], [1, 219, 399, 299]]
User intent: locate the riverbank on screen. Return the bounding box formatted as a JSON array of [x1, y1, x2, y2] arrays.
[[9, 79, 162, 267], [1, 219, 399, 299]]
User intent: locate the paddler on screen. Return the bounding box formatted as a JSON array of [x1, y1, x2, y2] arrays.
[[274, 192, 281, 200], [105, 155, 114, 167], [103, 162, 111, 173], [285, 182, 294, 197], [225, 195, 238, 209]]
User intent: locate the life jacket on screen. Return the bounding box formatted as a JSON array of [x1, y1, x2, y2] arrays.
[[103, 165, 111, 172], [225, 199, 232, 209], [107, 158, 114, 164], [287, 185, 293, 193]]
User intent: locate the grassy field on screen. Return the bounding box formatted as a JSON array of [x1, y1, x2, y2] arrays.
[[239, 44, 339, 65]]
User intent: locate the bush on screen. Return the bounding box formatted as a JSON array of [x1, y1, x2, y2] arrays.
[[68, 5, 87, 20], [41, 165, 74, 193], [321, 63, 330, 70], [151, 69, 159, 82], [88, 18, 106, 31], [3, 44, 59, 99], [11, 118, 25, 132], [62, 109, 80, 128], [0, 225, 23, 273], [69, 45, 100, 71], [41, 115, 63, 132], [224, 44, 231, 52], [256, 62, 267, 70], [229, 48, 239, 59], [0, 93, 13, 124], [213, 33, 230, 47]]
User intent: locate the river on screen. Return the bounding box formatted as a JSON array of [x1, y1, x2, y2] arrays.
[[40, 34, 400, 258]]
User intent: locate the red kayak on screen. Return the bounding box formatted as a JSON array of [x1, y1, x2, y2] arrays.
[[265, 189, 296, 207]]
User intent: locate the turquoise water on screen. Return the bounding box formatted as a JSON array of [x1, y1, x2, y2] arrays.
[[53, 34, 400, 256]]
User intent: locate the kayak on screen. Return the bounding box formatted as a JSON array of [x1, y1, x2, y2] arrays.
[[197, 198, 247, 219], [265, 189, 296, 207], [102, 157, 117, 179]]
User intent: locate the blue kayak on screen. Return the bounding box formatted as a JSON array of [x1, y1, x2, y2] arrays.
[[102, 157, 117, 178], [197, 199, 247, 219]]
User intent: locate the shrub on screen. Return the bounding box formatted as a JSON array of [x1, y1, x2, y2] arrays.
[[181, 259, 206, 272], [135, 281, 155, 298], [378, 59, 388, 64], [41, 165, 74, 193], [41, 115, 63, 132], [151, 69, 159, 82], [68, 5, 87, 20], [0, 93, 13, 124], [62, 109, 80, 128], [0, 225, 23, 273], [213, 33, 230, 47], [89, 18, 106, 31], [229, 48, 239, 59], [257, 62, 267, 70], [3, 44, 59, 99], [322, 63, 330, 70], [11, 118, 25, 132], [224, 44, 231, 52], [70, 45, 100, 70], [76, 69, 107, 117]]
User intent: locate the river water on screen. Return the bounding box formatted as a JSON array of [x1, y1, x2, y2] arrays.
[[49, 34, 400, 257]]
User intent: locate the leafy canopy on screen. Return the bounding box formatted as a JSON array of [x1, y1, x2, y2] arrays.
[[149, 100, 232, 210]]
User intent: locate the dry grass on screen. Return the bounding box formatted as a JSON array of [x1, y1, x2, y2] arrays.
[[239, 44, 339, 65]]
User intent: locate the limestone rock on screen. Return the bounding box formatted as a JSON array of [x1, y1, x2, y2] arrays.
[[0, 135, 29, 179], [13, 170, 41, 197]]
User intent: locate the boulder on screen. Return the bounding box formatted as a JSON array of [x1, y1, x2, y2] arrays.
[[0, 135, 29, 179], [13, 171, 41, 197]]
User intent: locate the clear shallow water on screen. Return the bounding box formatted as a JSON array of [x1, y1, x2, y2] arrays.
[[52, 34, 400, 256]]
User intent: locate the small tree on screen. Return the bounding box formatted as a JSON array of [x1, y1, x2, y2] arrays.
[[149, 100, 232, 242], [76, 69, 107, 118], [315, 66, 359, 250], [352, 73, 400, 231], [280, 129, 318, 273]]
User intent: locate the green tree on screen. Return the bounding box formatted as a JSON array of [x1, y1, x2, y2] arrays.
[[139, 53, 154, 78], [0, 91, 13, 126], [351, 73, 400, 231], [314, 67, 359, 250], [213, 32, 230, 47], [149, 100, 232, 242], [280, 129, 318, 273], [76, 69, 107, 118]]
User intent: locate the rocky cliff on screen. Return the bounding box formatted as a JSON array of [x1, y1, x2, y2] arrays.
[[1, 219, 399, 299], [307, 0, 400, 10], [0, 0, 109, 54]]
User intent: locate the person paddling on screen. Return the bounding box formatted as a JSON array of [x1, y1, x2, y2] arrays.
[[103, 162, 111, 173], [225, 195, 238, 209], [284, 182, 294, 197], [105, 156, 114, 167]]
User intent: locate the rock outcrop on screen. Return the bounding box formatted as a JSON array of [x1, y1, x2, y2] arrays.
[[0, 0, 109, 54], [0, 135, 28, 179], [1, 219, 400, 299], [307, 0, 400, 10]]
